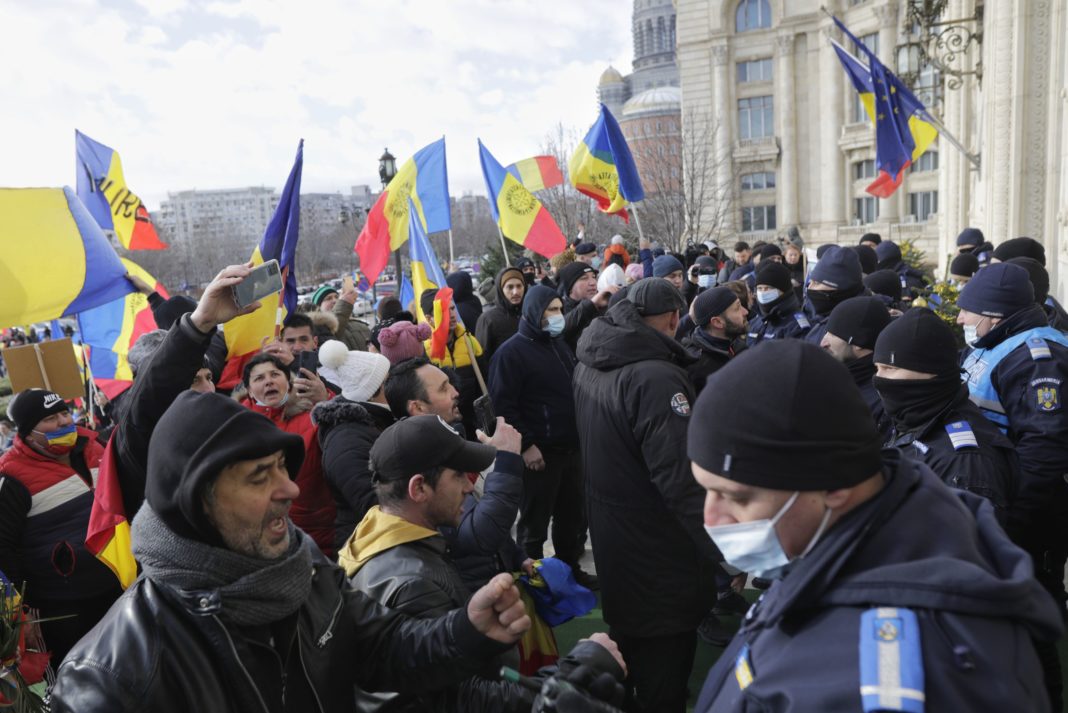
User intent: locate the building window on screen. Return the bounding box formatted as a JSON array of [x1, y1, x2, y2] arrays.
[[738, 95, 774, 139], [854, 196, 879, 224], [736, 0, 771, 32], [855, 32, 879, 58], [910, 151, 939, 173], [853, 159, 876, 180], [908, 191, 938, 221], [657, 16, 666, 51], [737, 58, 773, 82], [741, 205, 776, 232], [741, 171, 776, 190]]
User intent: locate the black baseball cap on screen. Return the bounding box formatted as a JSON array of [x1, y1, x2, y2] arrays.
[[370, 415, 497, 482]]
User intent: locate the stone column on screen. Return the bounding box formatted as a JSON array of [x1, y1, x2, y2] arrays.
[[873, 3, 901, 224], [775, 33, 798, 227], [711, 43, 735, 233], [820, 23, 846, 226]]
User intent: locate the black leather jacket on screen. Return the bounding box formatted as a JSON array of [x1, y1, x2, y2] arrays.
[[51, 557, 510, 713]]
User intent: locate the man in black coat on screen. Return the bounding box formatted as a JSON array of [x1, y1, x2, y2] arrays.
[[50, 392, 533, 713], [475, 266, 526, 361], [557, 262, 613, 352], [446, 270, 484, 336], [488, 285, 594, 588], [682, 286, 748, 395], [574, 278, 719, 713]]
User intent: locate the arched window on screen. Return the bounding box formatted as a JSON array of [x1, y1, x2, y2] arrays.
[[645, 19, 654, 54], [736, 0, 771, 32], [657, 16, 666, 52]]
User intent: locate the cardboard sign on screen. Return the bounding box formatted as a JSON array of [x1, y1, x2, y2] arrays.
[[2, 338, 84, 400]]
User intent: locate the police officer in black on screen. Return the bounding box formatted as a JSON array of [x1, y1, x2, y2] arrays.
[[683, 286, 748, 395], [873, 308, 1018, 522], [746, 262, 810, 346], [802, 246, 866, 346]]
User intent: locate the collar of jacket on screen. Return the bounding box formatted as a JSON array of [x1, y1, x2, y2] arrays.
[[690, 327, 734, 357], [973, 304, 1052, 349]]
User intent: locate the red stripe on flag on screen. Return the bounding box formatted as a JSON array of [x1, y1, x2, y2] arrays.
[[534, 156, 564, 189], [522, 207, 567, 259], [430, 287, 453, 360], [574, 184, 630, 223], [355, 191, 393, 284], [128, 205, 168, 250], [866, 162, 909, 198], [217, 350, 258, 391], [85, 433, 136, 587]]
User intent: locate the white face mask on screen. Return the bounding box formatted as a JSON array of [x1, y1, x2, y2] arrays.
[[756, 288, 782, 305], [704, 492, 832, 579], [698, 274, 715, 288]]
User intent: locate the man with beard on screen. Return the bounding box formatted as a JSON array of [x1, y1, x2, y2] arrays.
[[557, 262, 614, 352], [746, 262, 810, 345], [873, 308, 1017, 522], [819, 296, 893, 440], [475, 266, 526, 361], [802, 246, 866, 346], [684, 286, 748, 395]]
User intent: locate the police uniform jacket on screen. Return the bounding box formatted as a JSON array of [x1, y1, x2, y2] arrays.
[[746, 292, 810, 346], [885, 388, 1018, 522], [696, 450, 1062, 713]]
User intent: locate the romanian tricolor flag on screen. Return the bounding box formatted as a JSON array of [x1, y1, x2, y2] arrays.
[[831, 17, 938, 198], [85, 434, 137, 588], [219, 140, 304, 389], [77, 258, 168, 399], [355, 138, 451, 284], [428, 286, 454, 361], [505, 155, 564, 192], [407, 200, 448, 323], [569, 104, 645, 222], [0, 187, 134, 330], [76, 130, 167, 250], [478, 140, 566, 259]]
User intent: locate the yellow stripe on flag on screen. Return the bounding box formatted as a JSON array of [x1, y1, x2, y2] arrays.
[[223, 248, 283, 357], [496, 174, 540, 243], [382, 160, 430, 251], [97, 520, 137, 588]]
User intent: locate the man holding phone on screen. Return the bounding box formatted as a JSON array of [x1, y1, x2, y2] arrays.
[[261, 312, 332, 405]]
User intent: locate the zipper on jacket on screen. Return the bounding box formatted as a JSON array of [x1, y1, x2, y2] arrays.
[[210, 613, 272, 713], [927, 610, 976, 672], [297, 631, 326, 713], [316, 590, 344, 648]]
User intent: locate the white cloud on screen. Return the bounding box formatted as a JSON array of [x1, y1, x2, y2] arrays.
[[0, 0, 631, 208]]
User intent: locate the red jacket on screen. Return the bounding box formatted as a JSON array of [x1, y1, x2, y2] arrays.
[[244, 400, 336, 557]]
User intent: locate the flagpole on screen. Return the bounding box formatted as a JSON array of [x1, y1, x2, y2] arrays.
[[80, 340, 98, 430], [631, 202, 647, 244], [448, 229, 456, 269], [496, 225, 512, 267]]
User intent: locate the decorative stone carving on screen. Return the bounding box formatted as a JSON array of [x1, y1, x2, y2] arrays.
[[872, 4, 898, 28], [775, 34, 795, 56], [711, 44, 730, 66]]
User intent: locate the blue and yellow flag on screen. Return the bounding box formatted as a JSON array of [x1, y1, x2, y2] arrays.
[[0, 187, 134, 329], [831, 17, 938, 198], [479, 140, 566, 259], [408, 199, 448, 323], [569, 104, 645, 222], [76, 130, 167, 250]]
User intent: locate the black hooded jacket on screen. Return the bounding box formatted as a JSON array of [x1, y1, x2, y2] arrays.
[[475, 267, 525, 361], [573, 300, 719, 637], [682, 328, 744, 395], [446, 271, 484, 335]]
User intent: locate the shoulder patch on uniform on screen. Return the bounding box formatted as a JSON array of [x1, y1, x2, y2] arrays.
[[734, 643, 754, 691], [793, 312, 810, 329], [1035, 384, 1060, 412], [859, 607, 925, 712], [670, 392, 691, 417], [944, 421, 978, 450], [1027, 336, 1052, 361]]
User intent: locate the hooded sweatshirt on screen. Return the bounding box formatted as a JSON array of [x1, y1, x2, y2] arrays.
[[338, 506, 438, 576], [475, 267, 525, 361], [446, 270, 484, 335]]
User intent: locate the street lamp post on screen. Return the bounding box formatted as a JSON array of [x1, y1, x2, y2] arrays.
[[379, 149, 403, 299]]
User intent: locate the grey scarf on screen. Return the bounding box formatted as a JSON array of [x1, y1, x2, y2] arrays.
[[132, 505, 314, 627]]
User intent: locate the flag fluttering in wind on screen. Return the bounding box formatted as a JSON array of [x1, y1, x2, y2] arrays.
[[219, 140, 304, 389], [77, 258, 168, 399], [428, 287, 454, 361], [75, 130, 167, 250], [478, 140, 566, 259], [407, 200, 448, 323], [85, 435, 137, 589], [831, 16, 938, 198], [0, 187, 134, 329], [505, 155, 564, 192], [355, 138, 451, 284], [568, 104, 645, 222]]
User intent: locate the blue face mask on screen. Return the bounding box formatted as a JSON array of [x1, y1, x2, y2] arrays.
[[756, 288, 782, 305], [592, 257, 603, 270], [546, 314, 565, 337]]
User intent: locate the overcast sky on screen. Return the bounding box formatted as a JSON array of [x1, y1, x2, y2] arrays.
[[1, 0, 632, 209]]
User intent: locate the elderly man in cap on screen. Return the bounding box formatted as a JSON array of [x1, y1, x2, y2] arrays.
[[683, 286, 748, 395], [340, 414, 624, 711], [689, 340, 1062, 712], [574, 278, 718, 713], [820, 296, 893, 440], [51, 390, 534, 713], [0, 390, 123, 665]]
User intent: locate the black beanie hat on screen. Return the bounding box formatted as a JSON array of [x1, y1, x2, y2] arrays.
[[558, 262, 596, 297], [575, 242, 596, 256], [810, 246, 863, 291], [850, 244, 878, 275], [693, 286, 739, 327], [1007, 257, 1050, 304], [993, 237, 1046, 266], [754, 261, 793, 293], [629, 278, 686, 316], [8, 389, 68, 438], [957, 227, 984, 247], [873, 307, 960, 377], [151, 295, 198, 331], [146, 391, 305, 545], [689, 341, 883, 490], [826, 296, 891, 350], [863, 269, 903, 302], [816, 243, 839, 259], [874, 241, 903, 271], [949, 253, 980, 278], [757, 244, 783, 261], [957, 262, 1034, 318], [859, 232, 882, 245]]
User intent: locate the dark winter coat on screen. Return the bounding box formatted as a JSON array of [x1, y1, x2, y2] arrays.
[[682, 328, 744, 395], [475, 267, 525, 361], [746, 292, 811, 345], [845, 354, 891, 441], [447, 270, 484, 335], [573, 300, 719, 637]]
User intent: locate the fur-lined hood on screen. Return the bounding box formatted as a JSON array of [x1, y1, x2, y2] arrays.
[[311, 396, 378, 430], [310, 310, 339, 334]]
